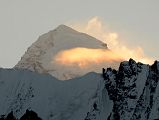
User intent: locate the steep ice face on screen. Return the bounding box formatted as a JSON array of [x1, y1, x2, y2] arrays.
[[103, 59, 159, 120], [0, 68, 113, 120], [15, 25, 109, 80]]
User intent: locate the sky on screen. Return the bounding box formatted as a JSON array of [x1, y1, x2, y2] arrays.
[[0, 0, 159, 68]]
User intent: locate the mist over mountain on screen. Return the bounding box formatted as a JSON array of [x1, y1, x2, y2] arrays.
[[15, 25, 120, 80]]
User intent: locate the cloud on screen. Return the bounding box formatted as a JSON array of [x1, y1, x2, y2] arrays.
[[69, 16, 153, 64], [54, 47, 123, 68]]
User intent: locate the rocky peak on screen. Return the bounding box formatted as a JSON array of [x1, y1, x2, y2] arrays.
[[151, 60, 159, 73], [118, 58, 138, 77], [102, 59, 159, 120]]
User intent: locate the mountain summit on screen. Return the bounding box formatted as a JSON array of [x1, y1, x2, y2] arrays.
[[55, 24, 80, 33], [14, 25, 111, 80]]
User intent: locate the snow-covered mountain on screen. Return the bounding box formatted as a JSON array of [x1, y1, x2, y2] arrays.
[[1, 24, 159, 120], [1, 59, 159, 120], [14, 25, 120, 80], [0, 68, 112, 120]]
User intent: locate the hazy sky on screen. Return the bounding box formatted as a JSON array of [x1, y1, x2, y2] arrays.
[[0, 0, 159, 68]]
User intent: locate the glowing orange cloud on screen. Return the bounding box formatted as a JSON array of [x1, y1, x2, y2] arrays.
[[69, 16, 154, 64], [54, 47, 123, 68]]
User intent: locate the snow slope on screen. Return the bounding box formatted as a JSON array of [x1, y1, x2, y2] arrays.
[[0, 68, 112, 120], [14, 25, 119, 80], [1, 59, 159, 120]]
